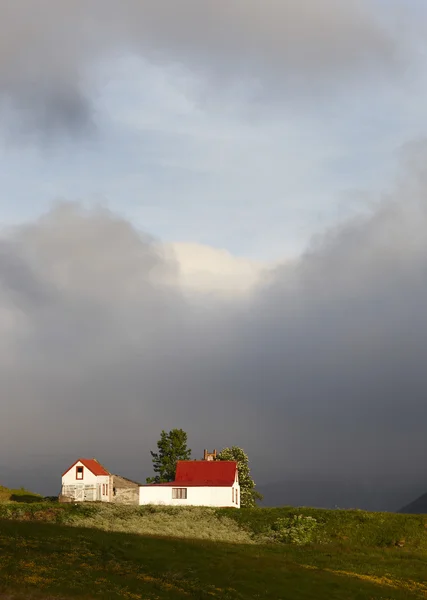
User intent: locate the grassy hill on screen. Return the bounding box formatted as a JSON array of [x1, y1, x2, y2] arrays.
[[1, 502, 427, 599], [0, 485, 43, 503]]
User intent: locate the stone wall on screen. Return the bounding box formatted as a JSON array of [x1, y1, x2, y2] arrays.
[[110, 474, 140, 505]]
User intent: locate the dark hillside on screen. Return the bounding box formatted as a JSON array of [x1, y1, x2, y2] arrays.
[[399, 492, 427, 514], [258, 480, 426, 512]]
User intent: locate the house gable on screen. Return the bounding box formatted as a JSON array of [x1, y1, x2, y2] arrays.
[[62, 458, 110, 478]]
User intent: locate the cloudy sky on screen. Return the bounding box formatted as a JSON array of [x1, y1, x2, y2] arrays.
[[1, 1, 427, 505]]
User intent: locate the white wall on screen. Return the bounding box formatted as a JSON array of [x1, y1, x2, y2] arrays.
[[61, 461, 110, 502], [139, 484, 240, 508]]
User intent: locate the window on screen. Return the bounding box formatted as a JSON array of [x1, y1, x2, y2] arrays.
[[232, 488, 235, 503], [172, 488, 187, 500], [106, 484, 108, 497], [76, 466, 84, 480], [236, 489, 239, 505], [102, 484, 105, 495]]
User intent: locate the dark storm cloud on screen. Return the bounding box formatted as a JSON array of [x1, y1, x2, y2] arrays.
[[2, 149, 427, 497], [0, 0, 401, 133]]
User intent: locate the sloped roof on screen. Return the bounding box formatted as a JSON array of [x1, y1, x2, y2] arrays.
[[173, 460, 238, 486], [62, 458, 110, 477], [112, 474, 144, 486]]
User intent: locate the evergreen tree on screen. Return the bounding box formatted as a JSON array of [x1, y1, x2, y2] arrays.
[[216, 446, 262, 507], [146, 429, 191, 483]]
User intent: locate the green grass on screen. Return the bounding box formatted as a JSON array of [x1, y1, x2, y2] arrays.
[[0, 485, 43, 504], [1, 503, 427, 599], [0, 503, 253, 543], [223, 505, 427, 549]]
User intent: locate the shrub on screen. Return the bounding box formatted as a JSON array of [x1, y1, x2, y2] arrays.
[[67, 502, 101, 520], [270, 514, 319, 545]]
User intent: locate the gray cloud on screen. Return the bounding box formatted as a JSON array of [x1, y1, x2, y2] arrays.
[[2, 147, 427, 501], [0, 0, 401, 133]]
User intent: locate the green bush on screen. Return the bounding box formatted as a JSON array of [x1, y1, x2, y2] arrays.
[[269, 514, 319, 545]]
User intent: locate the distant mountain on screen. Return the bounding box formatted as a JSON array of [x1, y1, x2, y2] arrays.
[[257, 480, 427, 513], [398, 493, 427, 514]]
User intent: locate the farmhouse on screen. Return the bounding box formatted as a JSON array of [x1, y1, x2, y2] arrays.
[[139, 460, 240, 508], [60, 458, 141, 505]]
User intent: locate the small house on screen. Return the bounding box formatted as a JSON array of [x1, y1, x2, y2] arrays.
[[60, 458, 110, 502], [60, 458, 141, 504], [139, 460, 240, 508]]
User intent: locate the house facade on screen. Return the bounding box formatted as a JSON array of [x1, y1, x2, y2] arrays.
[[60, 458, 141, 504], [139, 460, 240, 508], [61, 458, 110, 502]]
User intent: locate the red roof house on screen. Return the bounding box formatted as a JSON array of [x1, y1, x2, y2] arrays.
[[60, 458, 143, 505], [61, 458, 111, 503], [140, 460, 241, 508], [175, 461, 238, 486]]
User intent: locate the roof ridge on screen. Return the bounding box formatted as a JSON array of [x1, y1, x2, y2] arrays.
[[112, 474, 143, 486], [64, 458, 110, 477]]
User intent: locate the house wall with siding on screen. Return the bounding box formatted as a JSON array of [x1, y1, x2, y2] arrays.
[[139, 483, 240, 508]]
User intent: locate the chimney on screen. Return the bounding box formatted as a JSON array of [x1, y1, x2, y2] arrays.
[[203, 449, 217, 461]]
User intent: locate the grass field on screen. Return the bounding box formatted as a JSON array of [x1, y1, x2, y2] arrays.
[[0, 501, 427, 599], [0, 486, 43, 503]]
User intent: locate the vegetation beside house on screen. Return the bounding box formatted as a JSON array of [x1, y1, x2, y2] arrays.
[[215, 446, 262, 507], [146, 428, 192, 483], [2, 501, 427, 549]]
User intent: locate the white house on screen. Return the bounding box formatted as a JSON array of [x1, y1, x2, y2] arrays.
[[61, 458, 111, 502], [60, 458, 142, 504], [139, 460, 240, 508]]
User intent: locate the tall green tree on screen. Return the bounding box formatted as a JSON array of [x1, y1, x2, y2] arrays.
[[146, 429, 191, 483], [216, 446, 263, 508]]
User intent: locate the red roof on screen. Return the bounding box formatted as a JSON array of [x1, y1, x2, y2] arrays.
[[62, 458, 110, 477], [172, 460, 237, 487]]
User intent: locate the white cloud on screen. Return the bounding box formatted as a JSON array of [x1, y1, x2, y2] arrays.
[[170, 242, 266, 296], [0, 0, 404, 133]]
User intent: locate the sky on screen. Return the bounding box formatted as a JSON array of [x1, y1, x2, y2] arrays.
[[1, 1, 427, 506]]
